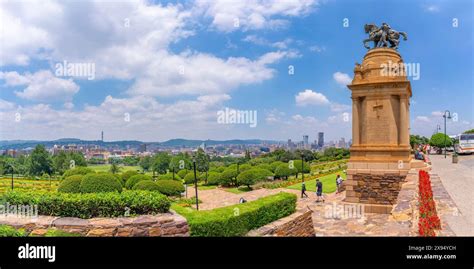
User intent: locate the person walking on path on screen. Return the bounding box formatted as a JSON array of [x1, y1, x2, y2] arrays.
[[301, 182, 309, 198], [316, 179, 324, 202], [336, 174, 343, 194]]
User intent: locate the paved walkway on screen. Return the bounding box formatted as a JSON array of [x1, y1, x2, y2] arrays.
[[429, 154, 474, 236], [186, 185, 413, 236]]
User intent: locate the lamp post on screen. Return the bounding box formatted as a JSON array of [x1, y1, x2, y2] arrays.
[[192, 157, 199, 210], [443, 110, 452, 158]]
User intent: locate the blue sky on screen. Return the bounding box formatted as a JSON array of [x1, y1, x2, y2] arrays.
[[0, 0, 472, 142]]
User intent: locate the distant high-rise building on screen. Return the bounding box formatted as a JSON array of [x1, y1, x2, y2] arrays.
[[101, 131, 104, 142], [303, 135, 309, 149], [318, 132, 324, 148]]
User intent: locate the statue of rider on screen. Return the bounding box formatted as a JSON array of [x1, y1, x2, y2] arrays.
[[379, 22, 392, 47]]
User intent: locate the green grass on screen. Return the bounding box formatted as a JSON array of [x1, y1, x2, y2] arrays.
[[223, 186, 253, 194], [0, 178, 59, 194], [88, 165, 142, 173], [286, 171, 346, 193]]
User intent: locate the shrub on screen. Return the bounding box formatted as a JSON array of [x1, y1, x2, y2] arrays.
[[174, 192, 296, 236], [155, 180, 185, 196], [121, 170, 139, 185], [80, 173, 122, 193], [206, 172, 221, 186], [2, 190, 170, 218], [157, 173, 177, 181], [132, 180, 161, 192], [57, 175, 83, 193], [63, 167, 94, 178], [177, 169, 188, 179], [0, 225, 26, 237], [220, 168, 238, 186], [183, 172, 200, 184], [125, 174, 152, 189]]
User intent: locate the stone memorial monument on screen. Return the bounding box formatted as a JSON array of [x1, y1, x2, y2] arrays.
[[344, 23, 412, 213]]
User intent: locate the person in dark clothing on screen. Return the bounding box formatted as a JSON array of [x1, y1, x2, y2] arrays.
[[315, 179, 324, 202], [301, 182, 309, 198]]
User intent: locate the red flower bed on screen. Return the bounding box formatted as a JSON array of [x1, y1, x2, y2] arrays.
[[418, 170, 441, 236]]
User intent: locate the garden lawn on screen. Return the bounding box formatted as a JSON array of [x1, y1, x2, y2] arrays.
[[89, 165, 142, 173], [286, 171, 346, 193]]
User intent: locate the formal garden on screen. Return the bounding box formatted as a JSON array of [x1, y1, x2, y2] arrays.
[[0, 145, 349, 237]]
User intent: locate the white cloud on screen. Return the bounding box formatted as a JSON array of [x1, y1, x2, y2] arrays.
[[333, 72, 352, 87], [415, 116, 431, 123], [0, 94, 231, 141], [295, 89, 330, 106], [330, 103, 351, 112], [243, 35, 293, 49], [0, 99, 16, 111], [1, 70, 79, 102], [195, 0, 319, 32], [424, 5, 440, 13], [309, 45, 325, 53], [431, 111, 444, 117]]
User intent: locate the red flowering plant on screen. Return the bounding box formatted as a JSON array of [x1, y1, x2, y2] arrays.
[[418, 170, 441, 236]]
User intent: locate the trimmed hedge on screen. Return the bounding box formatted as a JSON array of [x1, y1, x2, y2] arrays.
[[121, 170, 139, 185], [80, 173, 122, 193], [2, 190, 170, 218], [173, 192, 296, 236], [155, 180, 185, 196], [125, 174, 152, 189], [132, 180, 161, 192], [57, 175, 83, 193]]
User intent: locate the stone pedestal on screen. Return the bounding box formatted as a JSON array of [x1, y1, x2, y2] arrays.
[[345, 48, 413, 211]]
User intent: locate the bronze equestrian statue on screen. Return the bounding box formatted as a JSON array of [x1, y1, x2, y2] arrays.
[[363, 23, 407, 50]]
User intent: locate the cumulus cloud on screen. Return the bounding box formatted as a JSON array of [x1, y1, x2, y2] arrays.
[[195, 0, 319, 32], [333, 71, 352, 87], [0, 70, 79, 102], [295, 89, 330, 106], [0, 94, 231, 140]]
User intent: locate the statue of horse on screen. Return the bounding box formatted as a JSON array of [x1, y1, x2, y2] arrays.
[[363, 23, 407, 50]]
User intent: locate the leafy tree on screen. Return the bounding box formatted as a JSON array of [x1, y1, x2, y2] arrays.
[[292, 159, 310, 177], [274, 163, 295, 180], [463, 129, 474, 134], [109, 163, 121, 174], [152, 152, 171, 176], [28, 145, 53, 176], [139, 156, 153, 172], [52, 151, 87, 175], [429, 133, 453, 149], [122, 156, 140, 166], [236, 170, 258, 188], [410, 135, 430, 148], [195, 148, 210, 183], [221, 168, 238, 186]]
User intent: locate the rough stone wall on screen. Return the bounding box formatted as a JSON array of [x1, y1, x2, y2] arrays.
[[247, 209, 315, 237], [352, 173, 405, 204], [0, 212, 189, 237]]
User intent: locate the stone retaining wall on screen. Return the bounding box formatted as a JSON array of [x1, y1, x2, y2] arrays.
[[0, 211, 189, 237], [247, 208, 315, 237], [351, 173, 405, 204]]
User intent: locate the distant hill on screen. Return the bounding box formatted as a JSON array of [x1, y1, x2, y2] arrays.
[[0, 138, 280, 150]]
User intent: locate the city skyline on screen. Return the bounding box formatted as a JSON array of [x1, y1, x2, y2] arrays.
[[0, 0, 472, 142]]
